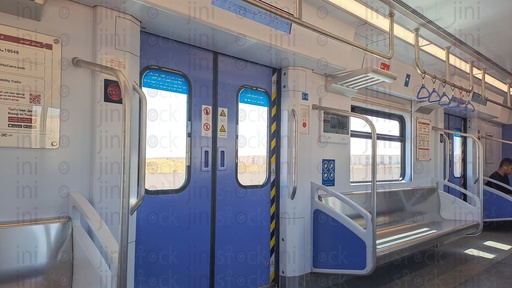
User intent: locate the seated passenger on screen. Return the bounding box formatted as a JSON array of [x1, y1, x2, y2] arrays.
[[486, 158, 512, 194]]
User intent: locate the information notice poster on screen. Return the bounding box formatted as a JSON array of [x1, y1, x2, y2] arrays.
[[0, 24, 61, 148], [416, 118, 431, 161]]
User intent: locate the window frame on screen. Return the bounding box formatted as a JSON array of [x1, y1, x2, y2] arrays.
[[140, 65, 192, 195], [350, 106, 406, 183], [235, 85, 271, 189]]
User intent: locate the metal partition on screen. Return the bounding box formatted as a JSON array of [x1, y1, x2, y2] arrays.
[[311, 104, 377, 272], [432, 126, 484, 233], [72, 57, 147, 288]]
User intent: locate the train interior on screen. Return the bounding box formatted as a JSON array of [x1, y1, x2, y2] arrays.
[[1, 0, 512, 287]]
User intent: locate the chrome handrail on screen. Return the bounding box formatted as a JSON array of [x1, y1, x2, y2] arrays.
[[241, 0, 395, 60], [481, 135, 512, 145], [414, 28, 474, 94], [481, 70, 512, 110], [312, 104, 377, 269], [432, 126, 483, 233], [72, 57, 137, 288], [130, 82, 147, 215], [484, 177, 512, 193], [290, 109, 299, 200], [440, 133, 450, 182]]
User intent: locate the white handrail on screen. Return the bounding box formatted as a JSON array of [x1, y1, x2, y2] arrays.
[[484, 176, 512, 193], [69, 192, 119, 287], [241, 0, 395, 60], [312, 104, 377, 271], [72, 57, 144, 288], [290, 109, 298, 200], [130, 82, 147, 215], [432, 127, 484, 234], [440, 133, 450, 181]]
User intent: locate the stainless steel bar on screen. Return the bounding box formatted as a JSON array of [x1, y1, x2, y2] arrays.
[[484, 176, 512, 192], [290, 109, 299, 200], [441, 133, 450, 182], [130, 82, 147, 215], [296, 0, 302, 19], [241, 0, 395, 60], [445, 46, 450, 82], [312, 104, 377, 273], [432, 126, 484, 234], [481, 136, 512, 145], [72, 57, 131, 288], [414, 28, 473, 94], [507, 82, 511, 106], [481, 69, 512, 110]]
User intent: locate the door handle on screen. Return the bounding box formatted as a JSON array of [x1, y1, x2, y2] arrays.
[[218, 147, 227, 171], [201, 147, 211, 172]]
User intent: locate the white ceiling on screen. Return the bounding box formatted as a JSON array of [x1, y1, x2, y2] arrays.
[[353, 0, 512, 82]]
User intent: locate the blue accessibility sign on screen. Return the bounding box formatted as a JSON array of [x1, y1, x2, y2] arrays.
[[322, 159, 335, 186]]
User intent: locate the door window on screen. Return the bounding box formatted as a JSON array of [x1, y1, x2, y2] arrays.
[[141, 68, 190, 191]]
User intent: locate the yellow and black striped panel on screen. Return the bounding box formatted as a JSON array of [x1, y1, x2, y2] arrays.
[[269, 71, 278, 283]]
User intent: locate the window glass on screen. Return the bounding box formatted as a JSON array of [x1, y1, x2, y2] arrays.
[[453, 128, 462, 178], [350, 107, 405, 182], [141, 69, 189, 191], [237, 87, 270, 186]]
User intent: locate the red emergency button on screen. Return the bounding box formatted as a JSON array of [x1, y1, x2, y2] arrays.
[[303, 122, 307, 128]]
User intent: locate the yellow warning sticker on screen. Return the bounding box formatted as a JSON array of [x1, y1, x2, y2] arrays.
[[218, 107, 228, 138]]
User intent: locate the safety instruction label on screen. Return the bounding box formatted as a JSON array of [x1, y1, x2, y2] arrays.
[[202, 105, 212, 137], [0, 24, 61, 148], [218, 107, 227, 138], [322, 159, 335, 186], [416, 118, 431, 161]]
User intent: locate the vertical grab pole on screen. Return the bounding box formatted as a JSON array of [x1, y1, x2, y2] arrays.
[[312, 104, 377, 272], [290, 109, 299, 200], [72, 57, 134, 288], [130, 82, 147, 215], [441, 133, 450, 181], [432, 126, 484, 234]]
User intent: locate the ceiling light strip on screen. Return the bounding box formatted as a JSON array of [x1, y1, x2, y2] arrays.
[[327, 0, 510, 95]]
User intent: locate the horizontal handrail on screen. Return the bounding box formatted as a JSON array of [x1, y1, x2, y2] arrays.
[[69, 192, 119, 285], [484, 176, 512, 193], [414, 28, 474, 94], [481, 136, 512, 145], [434, 178, 480, 208], [481, 69, 512, 110], [241, 0, 395, 60], [314, 186, 372, 232]]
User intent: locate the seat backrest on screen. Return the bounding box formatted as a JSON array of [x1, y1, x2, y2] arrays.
[[334, 187, 442, 228], [0, 217, 73, 288]]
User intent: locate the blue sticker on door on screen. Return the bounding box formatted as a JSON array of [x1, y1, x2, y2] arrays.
[[322, 159, 335, 186]]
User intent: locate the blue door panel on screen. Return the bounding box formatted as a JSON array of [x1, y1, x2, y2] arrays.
[[215, 54, 273, 287], [135, 34, 274, 288], [444, 113, 465, 198], [135, 33, 213, 287]]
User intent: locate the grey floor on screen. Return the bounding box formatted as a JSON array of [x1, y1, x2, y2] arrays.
[[306, 222, 512, 288]]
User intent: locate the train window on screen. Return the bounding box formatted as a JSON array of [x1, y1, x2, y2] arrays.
[[453, 128, 462, 178], [141, 68, 190, 192], [350, 106, 405, 182], [237, 86, 270, 187]]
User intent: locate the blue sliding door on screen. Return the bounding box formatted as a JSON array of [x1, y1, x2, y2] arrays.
[[135, 32, 275, 288]]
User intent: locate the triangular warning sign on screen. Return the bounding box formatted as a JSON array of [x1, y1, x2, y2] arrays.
[[220, 110, 226, 117], [220, 125, 226, 132]]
